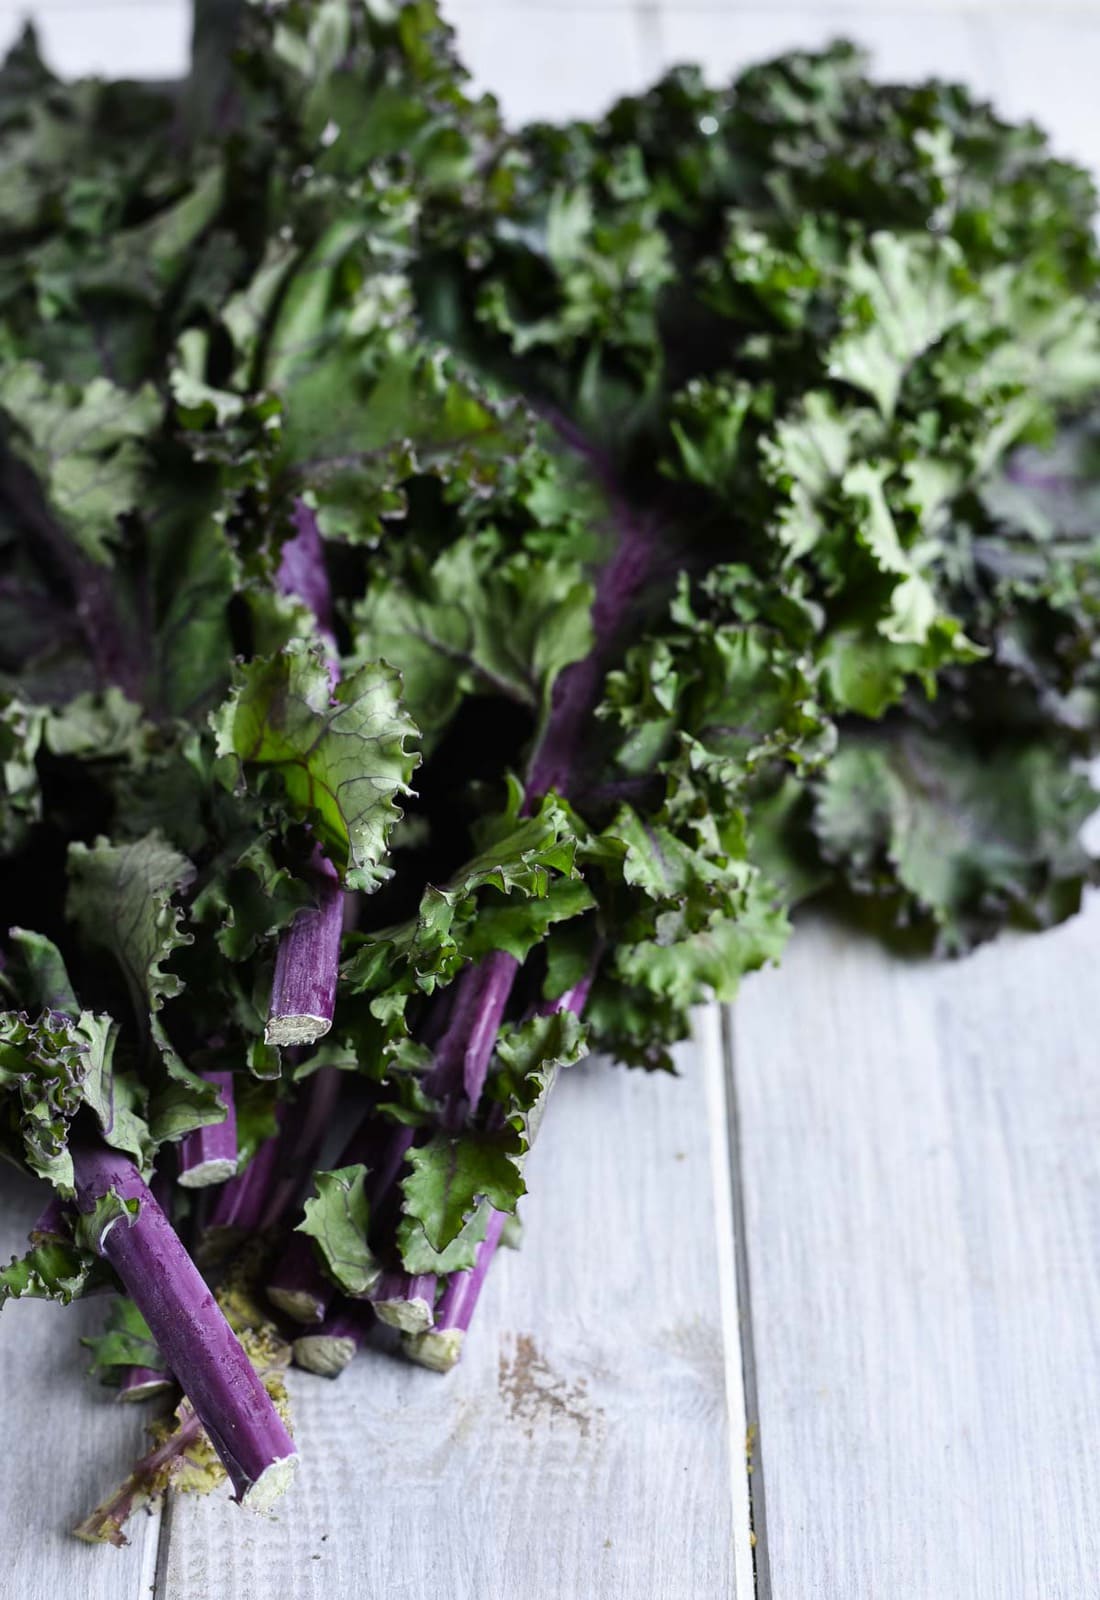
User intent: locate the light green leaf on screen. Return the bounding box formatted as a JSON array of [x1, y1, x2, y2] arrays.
[[212, 643, 419, 892], [0, 364, 160, 563], [827, 233, 974, 418], [401, 1136, 526, 1255], [296, 1164, 381, 1296]]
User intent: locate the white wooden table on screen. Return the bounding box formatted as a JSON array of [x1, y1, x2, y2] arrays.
[[1, 3, 1099, 1596]]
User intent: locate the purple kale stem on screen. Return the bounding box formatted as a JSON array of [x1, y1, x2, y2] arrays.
[[74, 1402, 206, 1546], [71, 1142, 298, 1510], [405, 972, 599, 1371], [406, 488, 658, 1128], [259, 1065, 343, 1231], [277, 500, 338, 657], [537, 960, 599, 1021], [207, 1062, 340, 1242], [267, 499, 345, 1047], [0, 456, 147, 703], [524, 510, 658, 800], [426, 947, 520, 1119], [288, 450, 653, 1249], [368, 1270, 436, 1335], [117, 1365, 174, 1403], [30, 1194, 73, 1243], [266, 1111, 390, 1326], [292, 1301, 372, 1378], [266, 1230, 329, 1325], [177, 1070, 238, 1188], [265, 853, 344, 1047], [206, 1122, 283, 1233], [403, 1208, 507, 1373], [365, 1122, 416, 1211]]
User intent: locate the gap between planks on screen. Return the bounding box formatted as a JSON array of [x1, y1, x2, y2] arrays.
[[702, 1002, 760, 1599], [720, 1005, 772, 1600]]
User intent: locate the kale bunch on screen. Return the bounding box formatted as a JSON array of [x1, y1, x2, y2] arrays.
[[0, 0, 1096, 1539]]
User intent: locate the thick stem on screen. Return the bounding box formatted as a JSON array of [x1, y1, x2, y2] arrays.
[[259, 1066, 342, 1231], [346, 464, 656, 1302], [402, 1209, 507, 1373], [369, 1271, 436, 1335], [538, 962, 599, 1021], [407, 493, 658, 1132], [71, 1143, 297, 1510], [206, 1063, 342, 1244], [265, 1112, 393, 1325], [292, 1302, 372, 1378], [117, 1365, 175, 1403], [177, 1071, 238, 1188], [0, 456, 146, 701], [403, 971, 599, 1369], [266, 1231, 329, 1325], [267, 500, 345, 1047], [427, 947, 520, 1118], [365, 1122, 416, 1211], [205, 1120, 283, 1235], [524, 511, 657, 800], [29, 1194, 73, 1244], [277, 501, 338, 655], [265, 854, 344, 1046]]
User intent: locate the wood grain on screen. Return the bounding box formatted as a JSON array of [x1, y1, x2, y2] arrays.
[[731, 899, 1100, 1598], [0, 1166, 161, 1600], [159, 1022, 751, 1599]]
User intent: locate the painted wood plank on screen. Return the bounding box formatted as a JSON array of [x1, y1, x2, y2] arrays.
[[0, 1167, 161, 1600], [0, 3, 189, 76], [649, 5, 981, 84], [443, 3, 649, 123], [160, 1020, 751, 1600], [439, 0, 1100, 14], [731, 899, 1100, 1598], [650, 0, 1100, 10], [976, 17, 1100, 177]]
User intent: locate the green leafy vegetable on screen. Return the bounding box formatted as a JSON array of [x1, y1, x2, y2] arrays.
[[213, 645, 419, 891], [0, 1, 1095, 1546], [296, 1165, 381, 1297]]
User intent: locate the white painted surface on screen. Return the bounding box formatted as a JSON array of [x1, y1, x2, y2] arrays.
[[647, 7, 985, 84], [733, 902, 1100, 1598], [0, 3, 190, 76], [979, 17, 1100, 175], [448, 5, 650, 122], [161, 1030, 751, 1600]]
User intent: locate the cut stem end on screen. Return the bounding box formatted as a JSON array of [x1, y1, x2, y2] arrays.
[[292, 1334, 358, 1378], [177, 1157, 238, 1189], [239, 1452, 300, 1515], [372, 1296, 434, 1336], [403, 1327, 464, 1373], [264, 1013, 332, 1047], [267, 1286, 328, 1325]]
